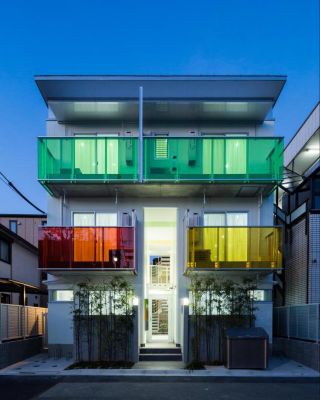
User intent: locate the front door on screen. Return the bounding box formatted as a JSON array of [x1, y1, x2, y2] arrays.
[[148, 294, 173, 342]]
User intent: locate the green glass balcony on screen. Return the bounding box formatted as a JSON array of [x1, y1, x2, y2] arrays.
[[38, 137, 139, 182], [187, 226, 282, 270], [144, 137, 283, 182]]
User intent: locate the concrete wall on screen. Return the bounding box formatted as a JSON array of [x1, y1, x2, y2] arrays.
[[0, 337, 43, 369], [273, 337, 320, 371]]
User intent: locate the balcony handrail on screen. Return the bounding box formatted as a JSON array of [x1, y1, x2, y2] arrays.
[[187, 226, 282, 269], [43, 225, 135, 228], [143, 136, 284, 141], [38, 226, 136, 270], [38, 136, 284, 140], [187, 224, 283, 228]]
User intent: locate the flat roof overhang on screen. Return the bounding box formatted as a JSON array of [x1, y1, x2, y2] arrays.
[[43, 269, 136, 278], [35, 75, 286, 123], [0, 279, 47, 295], [39, 182, 278, 198]]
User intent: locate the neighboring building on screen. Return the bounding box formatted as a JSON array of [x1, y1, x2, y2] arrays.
[[35, 75, 285, 360], [0, 214, 47, 247], [274, 102, 320, 370], [275, 102, 320, 304], [0, 223, 46, 306]]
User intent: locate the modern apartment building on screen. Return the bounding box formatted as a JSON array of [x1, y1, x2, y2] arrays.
[[36, 75, 285, 360]]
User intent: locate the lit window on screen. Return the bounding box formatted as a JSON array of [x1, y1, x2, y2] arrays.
[[51, 290, 74, 302], [155, 139, 168, 159], [250, 290, 272, 302]]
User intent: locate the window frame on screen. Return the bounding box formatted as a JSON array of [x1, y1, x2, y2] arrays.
[[0, 238, 11, 264], [50, 289, 74, 303], [203, 211, 249, 226], [9, 220, 18, 234], [71, 211, 118, 227]]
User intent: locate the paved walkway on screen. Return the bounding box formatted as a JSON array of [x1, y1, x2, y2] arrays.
[[0, 354, 319, 379]]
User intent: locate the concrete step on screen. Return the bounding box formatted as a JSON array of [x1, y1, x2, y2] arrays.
[[138, 353, 182, 361], [140, 347, 181, 354]]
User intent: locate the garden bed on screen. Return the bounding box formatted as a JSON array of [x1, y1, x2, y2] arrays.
[[66, 361, 134, 369]]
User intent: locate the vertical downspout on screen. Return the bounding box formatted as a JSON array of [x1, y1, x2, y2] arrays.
[[139, 86, 143, 183]]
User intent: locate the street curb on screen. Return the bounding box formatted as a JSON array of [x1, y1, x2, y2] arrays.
[[0, 373, 319, 383]]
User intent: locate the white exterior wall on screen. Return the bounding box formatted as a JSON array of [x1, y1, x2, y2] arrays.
[[46, 118, 275, 139]]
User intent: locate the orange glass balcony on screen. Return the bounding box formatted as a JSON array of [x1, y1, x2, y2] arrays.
[[39, 227, 135, 270], [187, 226, 282, 270]]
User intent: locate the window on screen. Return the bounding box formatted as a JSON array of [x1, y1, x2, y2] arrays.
[[204, 212, 248, 226], [73, 213, 95, 227], [155, 139, 168, 159], [96, 213, 117, 226], [250, 290, 272, 302], [312, 177, 320, 209], [73, 212, 117, 227], [0, 238, 10, 263], [9, 220, 17, 233], [203, 212, 248, 262], [51, 290, 74, 302]]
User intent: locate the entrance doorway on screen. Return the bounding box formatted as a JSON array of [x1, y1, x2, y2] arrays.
[[144, 208, 177, 345], [152, 299, 168, 336]]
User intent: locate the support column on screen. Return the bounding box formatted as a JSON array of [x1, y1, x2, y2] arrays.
[[138, 86, 143, 183]]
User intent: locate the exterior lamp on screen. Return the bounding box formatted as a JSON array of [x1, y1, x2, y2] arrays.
[[182, 297, 189, 306], [132, 297, 139, 306]]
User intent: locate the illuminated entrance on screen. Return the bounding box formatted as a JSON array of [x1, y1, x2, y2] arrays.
[[144, 208, 177, 344]]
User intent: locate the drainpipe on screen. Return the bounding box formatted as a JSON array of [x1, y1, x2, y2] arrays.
[[138, 86, 143, 183]]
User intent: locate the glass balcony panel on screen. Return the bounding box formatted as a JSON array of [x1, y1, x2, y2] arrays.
[[188, 227, 282, 269], [38, 227, 135, 270], [144, 137, 283, 182], [38, 137, 138, 182]]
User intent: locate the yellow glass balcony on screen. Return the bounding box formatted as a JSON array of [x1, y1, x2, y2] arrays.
[[187, 227, 282, 270]]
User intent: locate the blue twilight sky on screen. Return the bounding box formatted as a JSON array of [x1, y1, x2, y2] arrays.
[[0, 0, 319, 214]]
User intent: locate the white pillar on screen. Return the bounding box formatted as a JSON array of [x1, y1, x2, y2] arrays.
[[139, 86, 143, 183]]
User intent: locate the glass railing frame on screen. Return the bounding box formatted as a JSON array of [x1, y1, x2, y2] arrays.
[[38, 135, 284, 185], [186, 225, 283, 271], [143, 136, 284, 183], [38, 136, 139, 182], [38, 226, 136, 271]]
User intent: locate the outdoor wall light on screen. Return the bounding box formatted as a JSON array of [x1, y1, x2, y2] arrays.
[[182, 297, 189, 306], [132, 297, 139, 306], [113, 256, 118, 262]]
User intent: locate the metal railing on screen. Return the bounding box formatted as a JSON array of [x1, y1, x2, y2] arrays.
[[150, 264, 170, 286], [273, 304, 320, 342], [0, 304, 47, 342]]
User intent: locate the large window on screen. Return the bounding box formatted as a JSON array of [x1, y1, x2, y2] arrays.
[[203, 212, 248, 262], [73, 212, 117, 227], [51, 290, 74, 302], [204, 212, 248, 226], [0, 238, 10, 263]]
